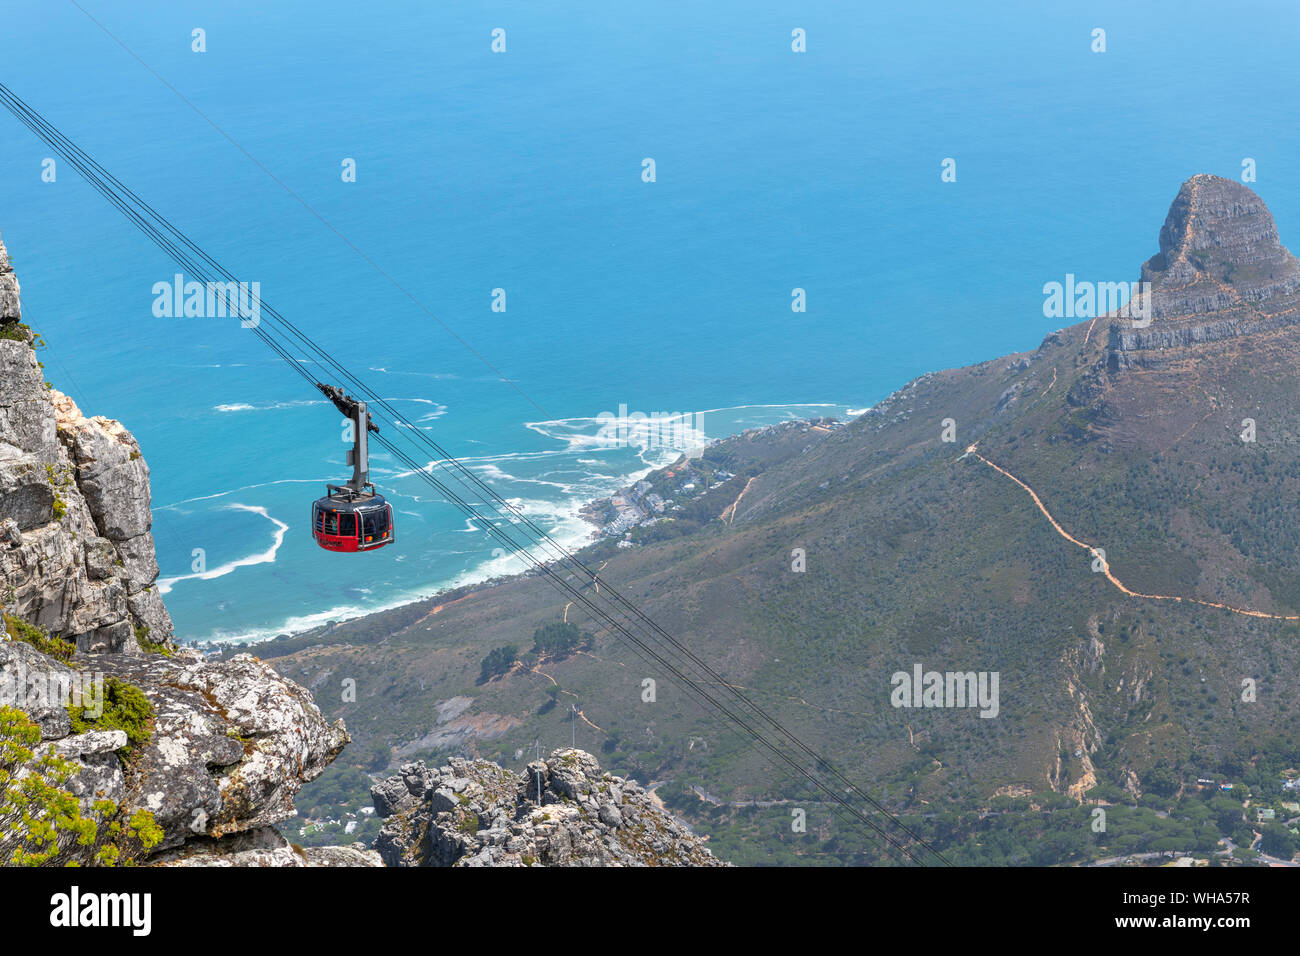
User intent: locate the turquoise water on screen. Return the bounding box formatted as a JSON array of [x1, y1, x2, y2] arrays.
[[3, 0, 1298, 643]]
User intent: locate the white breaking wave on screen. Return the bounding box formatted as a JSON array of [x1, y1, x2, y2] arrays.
[[368, 366, 458, 380], [193, 603, 370, 646], [522, 402, 852, 456], [213, 399, 327, 413], [385, 447, 587, 482], [213, 395, 441, 417], [471, 461, 595, 496], [156, 504, 289, 595]]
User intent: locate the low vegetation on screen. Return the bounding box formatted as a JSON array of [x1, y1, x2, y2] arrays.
[[0, 705, 163, 866], [67, 678, 154, 750], [3, 613, 74, 663]]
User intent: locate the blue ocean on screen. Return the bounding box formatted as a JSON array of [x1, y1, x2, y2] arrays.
[[3, 0, 1297, 644]]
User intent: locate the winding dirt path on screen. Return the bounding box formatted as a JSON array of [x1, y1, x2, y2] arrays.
[[963, 445, 1299, 621], [721, 476, 758, 525]]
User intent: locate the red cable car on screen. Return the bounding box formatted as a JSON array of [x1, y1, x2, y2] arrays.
[[311, 383, 395, 553], [311, 489, 393, 552]]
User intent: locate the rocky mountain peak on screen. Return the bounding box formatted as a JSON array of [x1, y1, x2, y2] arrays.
[[1140, 174, 1300, 320], [1110, 176, 1300, 365]]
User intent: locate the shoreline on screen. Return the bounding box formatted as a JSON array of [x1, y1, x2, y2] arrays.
[[191, 411, 851, 655]]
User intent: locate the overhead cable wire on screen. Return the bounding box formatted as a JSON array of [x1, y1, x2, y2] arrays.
[[0, 82, 950, 865]]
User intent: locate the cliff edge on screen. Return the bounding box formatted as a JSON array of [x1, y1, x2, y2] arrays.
[[0, 230, 374, 866]]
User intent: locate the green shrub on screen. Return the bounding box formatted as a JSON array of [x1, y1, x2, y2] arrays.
[[67, 678, 154, 749], [3, 614, 74, 663], [531, 621, 589, 659], [0, 320, 31, 343], [134, 624, 171, 657], [478, 645, 518, 684]]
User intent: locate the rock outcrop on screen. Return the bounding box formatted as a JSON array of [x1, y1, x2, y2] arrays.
[[151, 826, 382, 867], [372, 748, 728, 867], [1109, 175, 1300, 366], [0, 229, 355, 866], [89, 651, 349, 852], [0, 639, 349, 856], [1, 234, 173, 651], [1142, 174, 1300, 318]]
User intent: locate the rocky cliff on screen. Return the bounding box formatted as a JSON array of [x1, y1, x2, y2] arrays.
[[1110, 174, 1300, 365], [0, 250, 174, 652], [0, 230, 374, 866], [372, 748, 727, 866]]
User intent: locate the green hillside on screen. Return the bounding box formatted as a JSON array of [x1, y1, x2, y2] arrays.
[[254, 176, 1300, 865]]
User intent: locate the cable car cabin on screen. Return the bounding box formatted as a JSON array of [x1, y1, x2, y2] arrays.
[[311, 486, 394, 553], [309, 387, 391, 553]]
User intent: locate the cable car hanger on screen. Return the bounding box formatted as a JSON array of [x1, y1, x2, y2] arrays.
[[310, 382, 394, 552]]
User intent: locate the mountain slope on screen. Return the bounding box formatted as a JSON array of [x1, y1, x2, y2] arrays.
[[263, 176, 1300, 864]]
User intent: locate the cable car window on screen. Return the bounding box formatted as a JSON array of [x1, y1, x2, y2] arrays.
[[363, 509, 389, 537], [338, 513, 356, 536], [322, 511, 339, 535]]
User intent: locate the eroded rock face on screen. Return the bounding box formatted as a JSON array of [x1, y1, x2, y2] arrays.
[[151, 826, 382, 867], [1, 637, 350, 861], [0, 237, 18, 320], [0, 638, 76, 738], [1143, 174, 1300, 316], [0, 229, 357, 866], [34, 728, 130, 809], [1109, 175, 1300, 366], [0, 240, 174, 652], [373, 748, 728, 867]]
